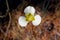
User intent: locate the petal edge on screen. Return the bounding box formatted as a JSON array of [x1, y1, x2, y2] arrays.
[[32, 15, 41, 26], [18, 16, 28, 27], [24, 6, 35, 15]]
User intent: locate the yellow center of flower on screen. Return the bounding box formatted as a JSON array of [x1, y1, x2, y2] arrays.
[[25, 13, 35, 22]]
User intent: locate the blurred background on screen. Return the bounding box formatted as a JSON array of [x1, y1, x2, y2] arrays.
[[0, 0, 60, 15], [0, 0, 60, 24], [0, 0, 60, 40]]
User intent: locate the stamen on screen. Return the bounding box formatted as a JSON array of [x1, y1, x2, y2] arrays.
[[25, 13, 35, 22]]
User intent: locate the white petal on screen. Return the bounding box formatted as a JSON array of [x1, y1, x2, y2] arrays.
[[18, 16, 28, 27], [32, 15, 41, 26], [24, 6, 35, 15]]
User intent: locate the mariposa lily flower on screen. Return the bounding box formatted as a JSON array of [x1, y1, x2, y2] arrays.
[[18, 6, 41, 27]]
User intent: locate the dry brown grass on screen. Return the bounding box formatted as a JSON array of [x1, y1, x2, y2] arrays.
[[0, 0, 60, 40]]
